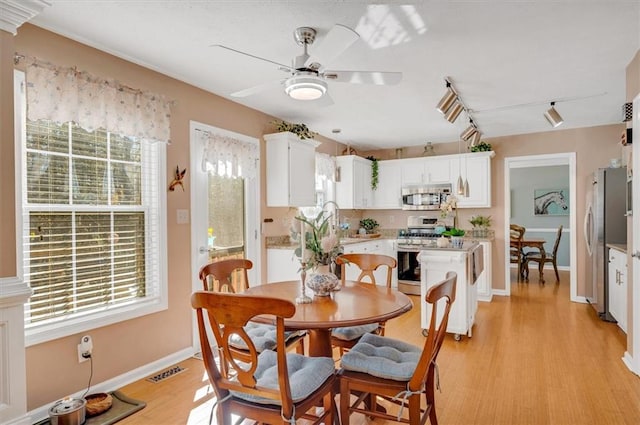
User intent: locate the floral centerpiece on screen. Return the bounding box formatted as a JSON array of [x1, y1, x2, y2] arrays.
[[295, 207, 341, 296], [295, 208, 340, 271], [440, 195, 465, 246]]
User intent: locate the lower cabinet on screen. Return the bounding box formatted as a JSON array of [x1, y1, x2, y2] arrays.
[[475, 241, 493, 302], [608, 247, 627, 333], [341, 239, 398, 288], [267, 248, 299, 283]]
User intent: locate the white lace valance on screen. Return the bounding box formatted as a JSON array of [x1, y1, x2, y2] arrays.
[[200, 131, 258, 179], [316, 152, 336, 182], [23, 56, 172, 143]]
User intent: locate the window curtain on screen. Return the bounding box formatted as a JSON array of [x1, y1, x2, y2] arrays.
[[315, 152, 336, 182], [200, 131, 258, 179], [23, 56, 172, 143]]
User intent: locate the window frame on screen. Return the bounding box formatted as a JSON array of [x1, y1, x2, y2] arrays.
[[13, 71, 168, 347]]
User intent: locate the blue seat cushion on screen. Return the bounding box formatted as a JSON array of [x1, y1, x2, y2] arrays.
[[230, 350, 335, 404], [340, 332, 421, 381], [331, 323, 380, 341], [229, 322, 304, 352]]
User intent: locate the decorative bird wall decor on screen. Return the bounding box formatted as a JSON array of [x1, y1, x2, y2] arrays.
[[168, 165, 187, 192]]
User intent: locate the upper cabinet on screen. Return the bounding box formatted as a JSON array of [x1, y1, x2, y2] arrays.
[[265, 132, 319, 207], [401, 157, 451, 186], [336, 155, 372, 209], [450, 151, 495, 208], [372, 159, 403, 209]]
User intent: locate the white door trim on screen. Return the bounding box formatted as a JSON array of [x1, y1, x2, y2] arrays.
[[503, 152, 578, 301], [188, 121, 261, 352]]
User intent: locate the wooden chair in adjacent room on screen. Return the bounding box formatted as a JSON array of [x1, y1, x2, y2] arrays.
[[509, 224, 526, 280], [523, 225, 563, 283], [338, 271, 457, 425], [191, 291, 336, 425], [331, 253, 397, 355], [198, 259, 305, 356]]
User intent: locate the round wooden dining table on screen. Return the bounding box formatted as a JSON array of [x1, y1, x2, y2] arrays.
[[242, 280, 413, 357]]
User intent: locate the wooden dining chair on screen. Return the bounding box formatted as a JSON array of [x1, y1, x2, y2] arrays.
[[338, 271, 457, 425], [523, 225, 563, 283], [331, 253, 397, 355], [509, 224, 526, 280], [191, 291, 336, 425], [198, 259, 305, 355], [198, 258, 252, 293]]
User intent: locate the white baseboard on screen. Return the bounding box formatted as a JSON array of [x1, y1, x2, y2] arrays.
[[28, 347, 196, 423], [492, 289, 508, 296], [622, 351, 639, 376], [1, 414, 32, 425]]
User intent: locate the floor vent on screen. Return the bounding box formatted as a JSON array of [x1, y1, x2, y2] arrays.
[[146, 365, 187, 383]]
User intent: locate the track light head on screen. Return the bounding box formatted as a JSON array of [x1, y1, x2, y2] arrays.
[[460, 123, 477, 141], [436, 87, 457, 114], [544, 102, 564, 127], [445, 102, 464, 123], [470, 131, 482, 147]]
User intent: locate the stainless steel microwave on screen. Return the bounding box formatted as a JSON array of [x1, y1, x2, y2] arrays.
[[401, 183, 452, 210]]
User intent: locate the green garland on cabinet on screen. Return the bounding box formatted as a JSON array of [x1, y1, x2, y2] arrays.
[[366, 156, 379, 190]]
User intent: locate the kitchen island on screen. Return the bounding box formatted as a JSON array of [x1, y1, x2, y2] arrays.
[[419, 241, 483, 340]]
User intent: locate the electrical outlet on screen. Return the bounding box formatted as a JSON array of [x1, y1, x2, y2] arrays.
[[77, 335, 93, 363]]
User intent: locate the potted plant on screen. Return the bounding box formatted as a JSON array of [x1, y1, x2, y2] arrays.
[[469, 215, 492, 237], [470, 141, 492, 152], [271, 119, 317, 140], [359, 218, 380, 234]]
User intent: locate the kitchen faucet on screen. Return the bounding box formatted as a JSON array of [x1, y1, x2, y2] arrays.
[[322, 201, 340, 234]]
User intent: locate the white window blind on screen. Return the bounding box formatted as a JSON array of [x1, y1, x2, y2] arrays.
[[21, 120, 165, 335]]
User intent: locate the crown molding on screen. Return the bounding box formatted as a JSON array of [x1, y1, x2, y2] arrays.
[[0, 0, 51, 35]]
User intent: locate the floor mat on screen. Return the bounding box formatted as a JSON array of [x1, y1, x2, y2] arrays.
[[35, 390, 145, 425]]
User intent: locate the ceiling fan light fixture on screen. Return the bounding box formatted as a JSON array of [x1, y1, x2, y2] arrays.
[[445, 101, 464, 123], [436, 87, 457, 114], [544, 102, 564, 127], [285, 74, 327, 100]]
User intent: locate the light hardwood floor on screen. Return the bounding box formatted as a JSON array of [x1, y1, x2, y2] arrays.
[[118, 269, 640, 424]]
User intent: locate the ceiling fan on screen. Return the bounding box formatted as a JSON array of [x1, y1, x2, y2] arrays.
[[212, 24, 403, 101]]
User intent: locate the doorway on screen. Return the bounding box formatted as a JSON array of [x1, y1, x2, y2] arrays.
[[503, 153, 578, 301], [189, 121, 260, 350]]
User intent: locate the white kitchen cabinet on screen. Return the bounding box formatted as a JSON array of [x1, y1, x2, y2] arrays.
[[341, 239, 397, 287], [267, 248, 300, 283], [401, 157, 451, 186], [372, 159, 402, 209], [449, 151, 494, 208], [336, 155, 372, 209], [265, 132, 319, 207], [608, 247, 627, 332], [475, 241, 492, 302]]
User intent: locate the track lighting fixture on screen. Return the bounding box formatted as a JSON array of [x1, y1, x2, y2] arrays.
[[436, 81, 457, 114], [445, 101, 464, 123], [460, 120, 477, 141], [543, 102, 564, 127], [470, 131, 482, 147]]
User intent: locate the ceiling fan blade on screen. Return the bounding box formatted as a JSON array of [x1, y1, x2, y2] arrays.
[[231, 79, 284, 98], [322, 70, 403, 85], [211, 44, 292, 72], [304, 24, 359, 68]]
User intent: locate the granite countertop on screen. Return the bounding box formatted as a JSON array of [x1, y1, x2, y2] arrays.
[[266, 231, 398, 249], [607, 243, 627, 254]]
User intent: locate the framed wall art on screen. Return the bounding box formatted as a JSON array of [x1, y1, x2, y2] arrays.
[[534, 188, 569, 216]]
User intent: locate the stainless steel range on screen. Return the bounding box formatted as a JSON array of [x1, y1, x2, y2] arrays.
[[396, 215, 453, 295]]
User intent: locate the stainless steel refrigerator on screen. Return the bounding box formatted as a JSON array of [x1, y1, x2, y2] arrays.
[[584, 167, 627, 321]]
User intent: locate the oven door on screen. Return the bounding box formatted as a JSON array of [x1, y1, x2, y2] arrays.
[[397, 246, 422, 295]]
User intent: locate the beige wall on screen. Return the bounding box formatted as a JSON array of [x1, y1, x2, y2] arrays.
[[625, 49, 639, 359], [1, 30, 17, 276]]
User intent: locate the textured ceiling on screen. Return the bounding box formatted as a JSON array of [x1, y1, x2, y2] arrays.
[[28, 1, 640, 150]]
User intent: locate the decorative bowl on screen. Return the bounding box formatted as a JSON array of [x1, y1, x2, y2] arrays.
[[306, 272, 340, 296]]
